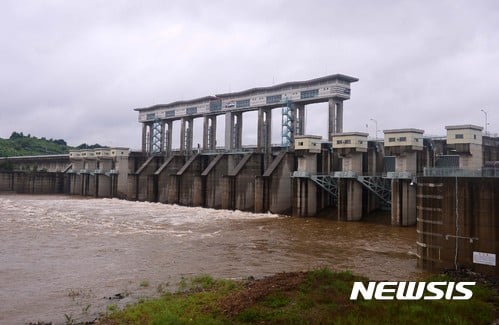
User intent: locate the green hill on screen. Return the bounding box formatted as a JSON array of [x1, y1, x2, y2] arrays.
[[0, 131, 106, 157]]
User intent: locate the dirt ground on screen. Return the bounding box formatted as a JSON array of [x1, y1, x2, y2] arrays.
[[219, 271, 308, 316]]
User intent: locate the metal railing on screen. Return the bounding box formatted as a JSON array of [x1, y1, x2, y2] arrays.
[[423, 167, 499, 177], [168, 144, 289, 156], [333, 171, 357, 178], [385, 171, 413, 179]]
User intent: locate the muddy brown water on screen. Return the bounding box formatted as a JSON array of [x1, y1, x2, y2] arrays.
[[0, 194, 424, 324]]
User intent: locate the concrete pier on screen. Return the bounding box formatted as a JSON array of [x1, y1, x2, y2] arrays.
[[328, 99, 344, 135], [337, 177, 363, 221], [333, 133, 368, 221], [384, 129, 424, 226], [292, 136, 322, 217], [64, 148, 130, 198], [391, 179, 416, 225]]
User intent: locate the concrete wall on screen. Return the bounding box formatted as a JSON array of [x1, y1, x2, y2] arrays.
[[217, 154, 263, 212], [446, 126, 482, 145], [87, 174, 97, 197], [126, 152, 149, 200], [264, 152, 295, 214], [483, 136, 499, 163], [157, 156, 185, 204], [204, 155, 229, 209], [295, 136, 322, 153], [395, 152, 418, 173], [0, 172, 14, 191], [0, 156, 70, 173], [96, 174, 111, 198], [384, 129, 424, 149], [177, 154, 210, 206], [417, 177, 498, 277], [0, 172, 67, 194], [128, 156, 164, 201], [232, 153, 262, 211], [69, 173, 81, 195], [214, 155, 250, 210], [459, 143, 483, 170], [115, 157, 130, 197]]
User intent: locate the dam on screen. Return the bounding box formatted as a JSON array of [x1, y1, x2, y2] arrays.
[[0, 74, 497, 277]]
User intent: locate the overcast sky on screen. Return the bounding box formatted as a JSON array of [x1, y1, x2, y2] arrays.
[[1, 0, 498, 150]]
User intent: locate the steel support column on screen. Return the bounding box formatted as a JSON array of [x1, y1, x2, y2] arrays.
[[151, 120, 162, 154], [282, 101, 296, 148]]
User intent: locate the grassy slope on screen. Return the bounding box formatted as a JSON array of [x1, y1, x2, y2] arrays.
[[0, 137, 69, 157], [100, 269, 498, 325], [0, 133, 105, 158]]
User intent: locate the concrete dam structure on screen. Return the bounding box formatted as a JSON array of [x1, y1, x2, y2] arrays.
[[129, 74, 358, 215], [0, 74, 498, 276]]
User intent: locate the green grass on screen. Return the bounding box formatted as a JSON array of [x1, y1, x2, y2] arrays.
[[0, 136, 69, 157], [0, 132, 107, 159], [99, 269, 498, 325]]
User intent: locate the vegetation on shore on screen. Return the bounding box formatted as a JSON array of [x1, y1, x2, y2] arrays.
[[99, 269, 498, 324], [0, 131, 105, 159]]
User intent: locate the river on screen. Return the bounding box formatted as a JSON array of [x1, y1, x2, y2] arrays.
[[0, 194, 423, 324]]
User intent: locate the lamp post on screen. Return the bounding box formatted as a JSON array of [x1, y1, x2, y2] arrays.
[[370, 118, 378, 140], [481, 109, 488, 135]]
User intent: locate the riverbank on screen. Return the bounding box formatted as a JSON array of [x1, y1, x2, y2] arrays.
[[96, 268, 497, 324]]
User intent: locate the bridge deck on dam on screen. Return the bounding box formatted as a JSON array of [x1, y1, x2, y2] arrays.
[[134, 74, 358, 155], [134, 74, 358, 121]]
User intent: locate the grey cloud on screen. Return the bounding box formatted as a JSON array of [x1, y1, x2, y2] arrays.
[[1, 0, 498, 151]]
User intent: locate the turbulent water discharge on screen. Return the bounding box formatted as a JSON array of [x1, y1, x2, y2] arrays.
[[0, 194, 423, 324]]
